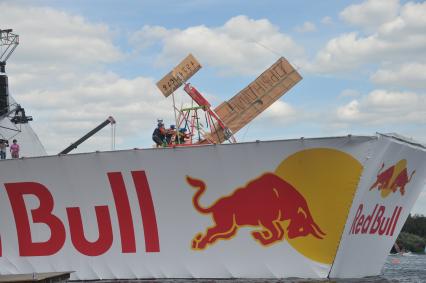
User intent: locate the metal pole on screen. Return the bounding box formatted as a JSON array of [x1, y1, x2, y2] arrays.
[[171, 92, 178, 145], [59, 116, 115, 154]]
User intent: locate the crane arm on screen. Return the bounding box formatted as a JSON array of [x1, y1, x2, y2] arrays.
[[59, 116, 116, 155]]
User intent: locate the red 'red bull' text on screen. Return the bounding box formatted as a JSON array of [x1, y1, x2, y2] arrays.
[[187, 172, 325, 250], [0, 171, 159, 257], [349, 204, 402, 236]]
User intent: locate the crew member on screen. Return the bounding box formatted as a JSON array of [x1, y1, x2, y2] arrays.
[[152, 122, 166, 147], [165, 125, 176, 145], [177, 128, 189, 144]]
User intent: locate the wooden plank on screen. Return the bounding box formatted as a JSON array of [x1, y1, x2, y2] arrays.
[[0, 272, 71, 282], [156, 54, 202, 97], [206, 57, 302, 143]]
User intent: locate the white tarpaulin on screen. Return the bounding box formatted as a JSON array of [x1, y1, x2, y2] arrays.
[[0, 134, 425, 280], [330, 134, 426, 278], [0, 96, 46, 158]]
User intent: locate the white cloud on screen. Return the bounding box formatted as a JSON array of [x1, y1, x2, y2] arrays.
[[335, 89, 426, 124], [412, 188, 426, 215], [3, 2, 424, 156], [309, 1, 426, 74], [308, 32, 384, 73], [321, 16, 333, 25], [129, 25, 176, 49], [2, 5, 306, 154], [1, 3, 171, 154], [1, 4, 123, 67], [337, 100, 362, 121], [22, 73, 175, 154], [371, 63, 426, 89], [340, 0, 400, 31], [295, 21, 317, 33], [365, 89, 418, 107], [339, 89, 361, 98], [130, 15, 305, 76], [262, 101, 298, 121]]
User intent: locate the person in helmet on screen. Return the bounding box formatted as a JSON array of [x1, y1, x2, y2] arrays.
[[177, 128, 189, 144], [152, 122, 166, 147]]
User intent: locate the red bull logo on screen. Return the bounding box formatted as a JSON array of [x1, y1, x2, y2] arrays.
[[369, 159, 415, 198], [186, 173, 325, 250], [349, 204, 402, 236], [187, 148, 363, 264]]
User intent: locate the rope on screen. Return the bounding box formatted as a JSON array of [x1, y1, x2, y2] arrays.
[[251, 40, 283, 58], [249, 38, 302, 71], [241, 120, 253, 142], [111, 122, 116, 150]]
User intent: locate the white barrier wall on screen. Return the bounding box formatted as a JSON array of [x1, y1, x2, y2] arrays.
[[0, 134, 425, 280], [330, 134, 426, 278], [0, 96, 47, 158]]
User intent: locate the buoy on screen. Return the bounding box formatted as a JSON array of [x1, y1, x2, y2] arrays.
[[391, 258, 400, 264]]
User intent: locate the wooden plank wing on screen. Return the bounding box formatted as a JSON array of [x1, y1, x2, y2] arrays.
[[205, 57, 302, 143], [156, 54, 202, 97]]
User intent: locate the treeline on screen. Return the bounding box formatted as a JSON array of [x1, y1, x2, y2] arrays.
[[393, 214, 426, 253], [402, 214, 426, 238]]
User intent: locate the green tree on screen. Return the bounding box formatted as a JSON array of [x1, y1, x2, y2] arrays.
[[395, 232, 425, 253], [393, 214, 426, 253], [402, 214, 426, 238]]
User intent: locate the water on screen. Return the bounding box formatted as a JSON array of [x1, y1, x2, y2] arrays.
[[381, 253, 426, 282], [76, 255, 426, 283]]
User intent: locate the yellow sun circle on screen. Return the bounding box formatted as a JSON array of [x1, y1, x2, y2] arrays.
[[275, 148, 362, 264]]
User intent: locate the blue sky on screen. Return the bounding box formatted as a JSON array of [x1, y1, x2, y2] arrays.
[[1, 0, 425, 213]]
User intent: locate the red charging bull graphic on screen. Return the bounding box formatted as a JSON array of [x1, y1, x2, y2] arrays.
[[186, 172, 325, 250], [369, 159, 415, 197]]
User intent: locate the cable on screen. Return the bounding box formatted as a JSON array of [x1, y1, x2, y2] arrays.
[[111, 122, 116, 151], [251, 40, 283, 58], [249, 38, 302, 71]]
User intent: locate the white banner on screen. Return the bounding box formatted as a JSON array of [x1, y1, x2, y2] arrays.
[[330, 134, 426, 278], [0, 135, 425, 280]]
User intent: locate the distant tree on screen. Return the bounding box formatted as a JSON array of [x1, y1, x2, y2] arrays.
[[394, 232, 425, 253], [402, 214, 426, 238], [392, 214, 426, 253]]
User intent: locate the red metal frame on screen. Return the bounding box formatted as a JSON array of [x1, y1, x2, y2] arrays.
[[164, 83, 235, 147]]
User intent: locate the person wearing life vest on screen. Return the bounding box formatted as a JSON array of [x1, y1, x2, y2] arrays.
[[177, 128, 189, 144], [165, 125, 176, 145], [152, 122, 166, 147]]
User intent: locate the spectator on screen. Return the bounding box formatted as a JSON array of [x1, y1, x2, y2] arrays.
[[0, 140, 6, 159], [10, 139, 19, 158]]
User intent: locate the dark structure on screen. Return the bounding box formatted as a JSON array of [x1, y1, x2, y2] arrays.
[[59, 116, 116, 154], [0, 29, 33, 125], [0, 62, 9, 116], [0, 29, 19, 117]]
